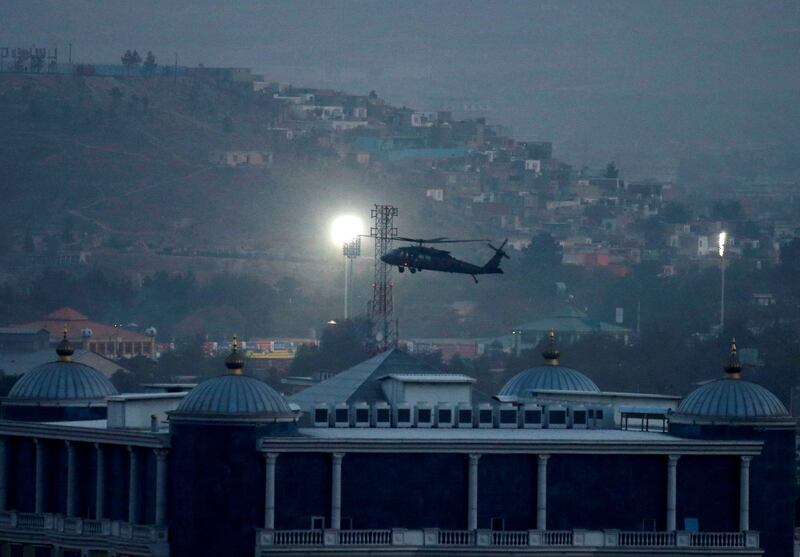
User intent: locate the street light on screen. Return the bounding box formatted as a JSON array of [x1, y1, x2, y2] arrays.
[[330, 215, 364, 319], [718, 231, 727, 332]]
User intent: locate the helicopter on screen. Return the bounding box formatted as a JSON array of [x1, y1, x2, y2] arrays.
[[380, 237, 509, 283]]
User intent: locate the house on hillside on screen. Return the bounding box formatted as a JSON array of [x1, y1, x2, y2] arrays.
[[209, 150, 272, 167]]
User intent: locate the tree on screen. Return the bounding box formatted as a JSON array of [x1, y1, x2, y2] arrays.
[[711, 200, 742, 222], [604, 161, 620, 179], [520, 232, 563, 268], [121, 50, 142, 74], [142, 51, 157, 75]]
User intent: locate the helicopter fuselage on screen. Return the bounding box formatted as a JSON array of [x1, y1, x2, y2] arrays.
[[381, 245, 497, 275]]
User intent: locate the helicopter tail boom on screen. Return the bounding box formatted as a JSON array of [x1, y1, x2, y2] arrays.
[[482, 238, 510, 273]]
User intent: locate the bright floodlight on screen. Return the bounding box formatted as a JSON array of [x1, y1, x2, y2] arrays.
[[330, 215, 364, 246], [718, 231, 727, 257]]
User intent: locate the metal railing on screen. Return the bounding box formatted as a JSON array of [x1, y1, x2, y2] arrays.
[[273, 529, 323, 545], [692, 531, 745, 547], [620, 530, 676, 546], [339, 529, 391, 545], [438, 530, 475, 545], [492, 530, 528, 546]]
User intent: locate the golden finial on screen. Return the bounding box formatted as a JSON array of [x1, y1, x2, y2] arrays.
[[724, 338, 742, 379], [225, 334, 245, 375], [55, 325, 74, 362], [542, 329, 560, 366]]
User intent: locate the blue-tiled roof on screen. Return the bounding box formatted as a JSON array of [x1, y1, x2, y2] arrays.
[[8, 361, 118, 401], [499, 365, 600, 397], [675, 378, 788, 420], [173, 374, 292, 418]]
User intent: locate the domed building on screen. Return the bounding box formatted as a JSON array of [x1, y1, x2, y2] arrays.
[[498, 330, 600, 398], [168, 337, 298, 557], [671, 340, 789, 425], [668, 340, 795, 557], [2, 330, 118, 421]]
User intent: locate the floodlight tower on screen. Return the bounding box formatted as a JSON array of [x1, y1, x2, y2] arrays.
[[331, 215, 364, 320], [342, 237, 361, 319], [368, 205, 398, 352], [718, 231, 727, 332]]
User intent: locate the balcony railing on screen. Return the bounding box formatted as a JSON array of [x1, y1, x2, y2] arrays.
[[0, 511, 169, 556], [257, 527, 760, 552], [619, 530, 676, 546]]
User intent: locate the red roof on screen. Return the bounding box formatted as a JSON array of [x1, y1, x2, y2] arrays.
[[46, 307, 89, 321], [14, 307, 151, 342]]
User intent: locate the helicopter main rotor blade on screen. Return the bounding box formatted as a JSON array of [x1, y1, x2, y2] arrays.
[[394, 237, 489, 244]]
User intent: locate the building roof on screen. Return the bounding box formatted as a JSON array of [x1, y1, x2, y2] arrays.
[[0, 328, 48, 336], [378, 373, 476, 384], [674, 378, 789, 422], [499, 330, 600, 397], [172, 374, 293, 420], [289, 349, 446, 408], [13, 306, 152, 342], [0, 349, 129, 378], [172, 340, 295, 422], [517, 305, 630, 335], [7, 360, 118, 402], [673, 340, 791, 424], [499, 365, 600, 396]]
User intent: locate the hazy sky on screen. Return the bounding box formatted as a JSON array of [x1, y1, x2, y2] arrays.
[[5, 0, 800, 166]]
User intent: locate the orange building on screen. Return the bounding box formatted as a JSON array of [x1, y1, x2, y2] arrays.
[[14, 307, 157, 359]]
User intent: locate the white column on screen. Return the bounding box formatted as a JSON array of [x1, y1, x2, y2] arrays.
[[0, 437, 7, 510], [127, 446, 138, 524], [94, 444, 105, 519], [34, 439, 44, 514], [264, 453, 278, 529], [331, 453, 344, 530], [537, 455, 549, 530], [155, 449, 168, 527], [468, 454, 480, 530], [66, 441, 77, 517], [739, 456, 752, 531], [667, 455, 679, 531]]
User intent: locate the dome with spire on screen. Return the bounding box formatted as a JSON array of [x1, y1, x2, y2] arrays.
[[171, 336, 295, 422], [7, 328, 118, 403], [672, 339, 789, 423], [498, 330, 600, 397]]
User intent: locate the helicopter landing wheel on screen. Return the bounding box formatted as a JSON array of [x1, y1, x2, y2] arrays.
[[409, 268, 417, 274]]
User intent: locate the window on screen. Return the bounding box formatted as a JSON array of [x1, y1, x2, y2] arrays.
[[438, 409, 452, 423], [417, 409, 432, 423], [524, 409, 541, 424], [397, 408, 411, 423], [499, 409, 517, 424], [458, 409, 472, 424], [311, 517, 325, 530], [491, 517, 505, 531], [314, 408, 328, 423], [376, 408, 390, 423], [335, 408, 349, 423], [479, 409, 493, 424], [595, 409, 604, 420], [549, 410, 566, 425], [355, 408, 369, 423], [573, 410, 587, 425], [588, 409, 595, 418]]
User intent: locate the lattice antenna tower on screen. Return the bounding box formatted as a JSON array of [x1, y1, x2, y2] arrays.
[[367, 205, 398, 352]]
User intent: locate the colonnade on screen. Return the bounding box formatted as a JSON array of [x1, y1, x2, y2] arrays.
[[0, 437, 169, 527], [261, 451, 754, 532]]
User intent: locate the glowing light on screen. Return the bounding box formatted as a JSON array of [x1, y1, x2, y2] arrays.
[[718, 231, 727, 257], [330, 215, 364, 246]]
